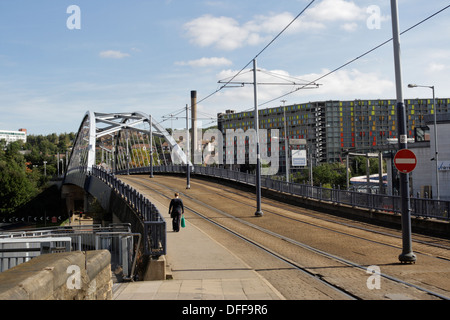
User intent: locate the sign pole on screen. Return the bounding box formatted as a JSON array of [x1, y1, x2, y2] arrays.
[[391, 0, 416, 263]]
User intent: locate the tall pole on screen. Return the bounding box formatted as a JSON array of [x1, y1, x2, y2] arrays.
[[282, 100, 289, 183], [346, 154, 350, 190], [253, 59, 263, 217], [186, 104, 191, 189], [391, 0, 416, 263], [191, 91, 198, 164], [378, 152, 384, 194], [149, 115, 154, 178], [126, 131, 130, 176], [432, 86, 440, 200]]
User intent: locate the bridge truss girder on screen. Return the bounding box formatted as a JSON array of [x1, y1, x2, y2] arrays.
[[65, 111, 190, 186]]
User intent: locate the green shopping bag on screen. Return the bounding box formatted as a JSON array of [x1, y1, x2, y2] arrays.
[[181, 215, 186, 228]]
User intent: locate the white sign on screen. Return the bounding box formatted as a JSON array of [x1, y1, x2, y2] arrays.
[[438, 161, 450, 171], [292, 150, 307, 167]]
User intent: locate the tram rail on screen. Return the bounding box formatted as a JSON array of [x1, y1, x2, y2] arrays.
[[120, 174, 450, 300]]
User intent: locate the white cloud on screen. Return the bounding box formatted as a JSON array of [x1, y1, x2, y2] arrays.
[[304, 0, 366, 23], [341, 22, 358, 32], [99, 50, 131, 59], [183, 15, 249, 51], [427, 63, 447, 73], [175, 57, 233, 68], [211, 67, 394, 109], [183, 12, 326, 51], [183, 1, 378, 51], [311, 68, 394, 98]]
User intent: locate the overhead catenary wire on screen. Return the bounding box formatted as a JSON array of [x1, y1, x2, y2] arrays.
[[259, 3, 450, 107], [196, 0, 317, 105], [161, 2, 450, 124]]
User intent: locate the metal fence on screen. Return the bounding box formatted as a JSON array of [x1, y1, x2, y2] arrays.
[[0, 224, 140, 279], [0, 236, 72, 273], [121, 165, 450, 221], [91, 166, 166, 257]]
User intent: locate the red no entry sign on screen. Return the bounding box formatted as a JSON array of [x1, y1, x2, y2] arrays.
[[394, 149, 417, 173]]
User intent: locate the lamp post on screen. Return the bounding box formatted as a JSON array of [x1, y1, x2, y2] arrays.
[[282, 100, 289, 183], [408, 84, 439, 200]]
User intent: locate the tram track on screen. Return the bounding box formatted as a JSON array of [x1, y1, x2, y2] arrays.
[[181, 176, 450, 252], [163, 175, 450, 260], [120, 175, 450, 300], [198, 178, 450, 261]]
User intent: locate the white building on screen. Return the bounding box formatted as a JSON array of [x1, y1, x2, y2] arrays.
[[0, 129, 27, 145], [387, 114, 450, 201], [425, 113, 450, 200]]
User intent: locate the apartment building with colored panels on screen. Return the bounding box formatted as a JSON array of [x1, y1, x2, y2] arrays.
[[217, 98, 450, 167]]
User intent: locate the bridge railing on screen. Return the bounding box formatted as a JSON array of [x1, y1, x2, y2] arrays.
[[0, 224, 140, 279], [119, 165, 450, 222], [91, 167, 166, 257]]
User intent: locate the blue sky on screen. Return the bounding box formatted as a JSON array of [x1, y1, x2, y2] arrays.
[[1, 0, 449, 135]]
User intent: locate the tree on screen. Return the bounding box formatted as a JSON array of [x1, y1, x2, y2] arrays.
[[312, 162, 347, 188], [0, 141, 37, 215]]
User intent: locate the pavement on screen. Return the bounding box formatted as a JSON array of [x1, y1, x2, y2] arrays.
[[112, 195, 285, 301]]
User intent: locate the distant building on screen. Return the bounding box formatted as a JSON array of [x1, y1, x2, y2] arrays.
[[0, 128, 27, 145], [217, 98, 450, 172]]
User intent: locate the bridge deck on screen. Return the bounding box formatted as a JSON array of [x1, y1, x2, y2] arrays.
[[113, 175, 450, 301]]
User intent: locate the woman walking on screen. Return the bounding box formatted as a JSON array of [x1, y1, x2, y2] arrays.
[[169, 192, 184, 232]]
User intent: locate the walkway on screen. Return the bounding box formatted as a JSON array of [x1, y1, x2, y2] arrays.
[[112, 192, 285, 300]]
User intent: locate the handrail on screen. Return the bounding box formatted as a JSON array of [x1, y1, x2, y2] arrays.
[[118, 165, 449, 222], [90, 166, 166, 256]]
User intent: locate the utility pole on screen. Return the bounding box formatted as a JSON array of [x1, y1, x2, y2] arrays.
[[253, 59, 263, 217], [186, 104, 191, 189], [391, 0, 416, 264], [149, 115, 153, 178], [282, 99, 289, 183]]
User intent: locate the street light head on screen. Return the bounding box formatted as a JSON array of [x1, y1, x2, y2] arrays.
[[408, 84, 417, 88]]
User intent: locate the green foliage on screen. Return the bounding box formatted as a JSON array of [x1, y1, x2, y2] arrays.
[[291, 157, 386, 188], [312, 162, 347, 188], [0, 133, 75, 215], [0, 141, 37, 214]]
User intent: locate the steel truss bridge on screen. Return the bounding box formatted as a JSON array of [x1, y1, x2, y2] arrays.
[[65, 111, 191, 187]]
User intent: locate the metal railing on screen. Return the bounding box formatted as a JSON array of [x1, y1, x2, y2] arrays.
[[0, 237, 72, 273], [91, 166, 166, 257], [121, 165, 450, 221], [0, 224, 141, 279]]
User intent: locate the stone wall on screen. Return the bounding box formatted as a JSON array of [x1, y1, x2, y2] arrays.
[[0, 250, 112, 300]]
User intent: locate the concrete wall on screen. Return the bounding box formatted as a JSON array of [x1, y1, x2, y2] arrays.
[[0, 250, 112, 300]]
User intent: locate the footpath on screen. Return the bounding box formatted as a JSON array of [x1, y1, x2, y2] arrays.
[[112, 195, 285, 300]]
